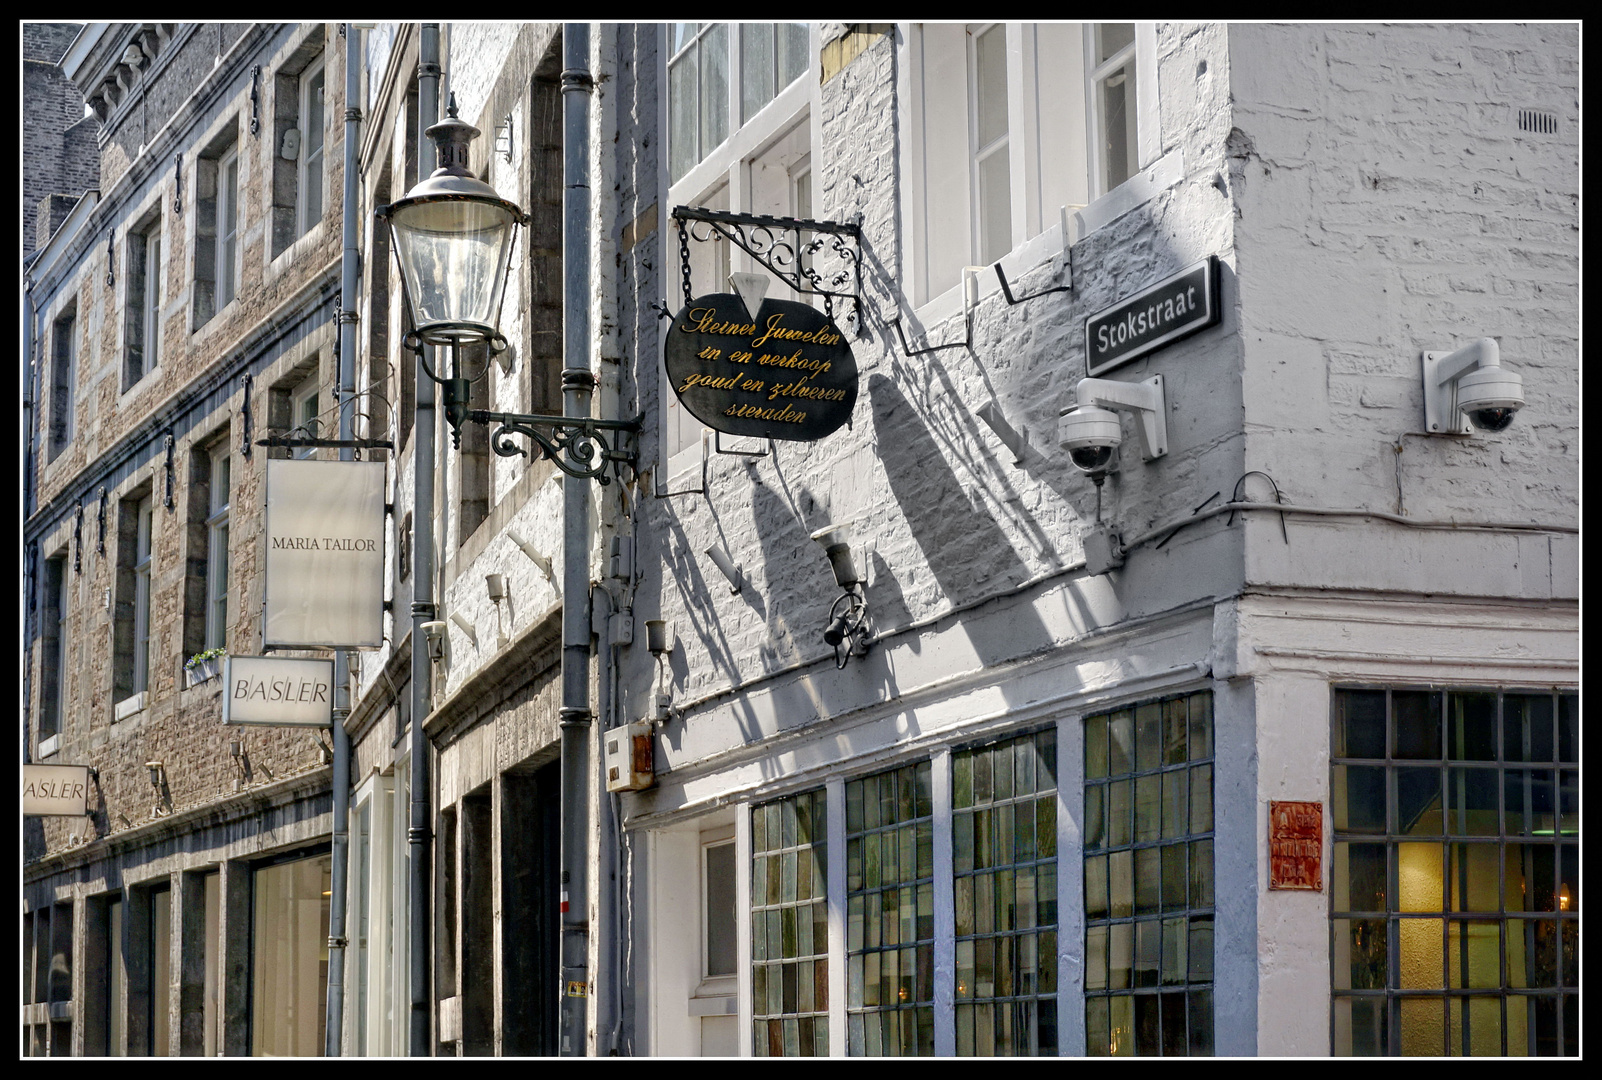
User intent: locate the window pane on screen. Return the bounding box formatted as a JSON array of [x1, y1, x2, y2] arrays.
[[251, 853, 331, 1056], [1085, 694, 1213, 1056], [753, 790, 827, 1055], [699, 24, 730, 163], [741, 23, 775, 124]]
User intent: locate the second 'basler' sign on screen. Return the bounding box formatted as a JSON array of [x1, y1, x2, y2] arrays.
[[1085, 256, 1221, 377], [664, 293, 858, 441]]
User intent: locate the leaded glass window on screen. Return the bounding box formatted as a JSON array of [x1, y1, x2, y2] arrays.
[[1084, 692, 1214, 1056], [846, 760, 934, 1054], [752, 789, 829, 1056], [1331, 688, 1579, 1056], [952, 728, 1059, 1055]]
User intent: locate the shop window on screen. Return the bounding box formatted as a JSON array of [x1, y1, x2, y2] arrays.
[[1330, 688, 1579, 1056], [751, 788, 829, 1056], [49, 306, 75, 458], [250, 849, 332, 1056], [954, 730, 1060, 1056], [108, 896, 126, 1054], [846, 759, 935, 1055], [1083, 692, 1215, 1056], [149, 883, 171, 1056]]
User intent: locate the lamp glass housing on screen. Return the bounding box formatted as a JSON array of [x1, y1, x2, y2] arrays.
[[389, 194, 520, 346]]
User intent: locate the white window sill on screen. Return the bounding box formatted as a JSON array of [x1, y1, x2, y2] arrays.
[[113, 692, 147, 723], [910, 147, 1188, 333], [36, 734, 60, 759], [690, 975, 738, 1016], [1073, 147, 1186, 242]]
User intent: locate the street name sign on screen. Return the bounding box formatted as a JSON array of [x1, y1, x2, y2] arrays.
[[1085, 256, 1221, 377]]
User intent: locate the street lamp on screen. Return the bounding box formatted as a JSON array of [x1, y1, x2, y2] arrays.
[[378, 94, 639, 479]]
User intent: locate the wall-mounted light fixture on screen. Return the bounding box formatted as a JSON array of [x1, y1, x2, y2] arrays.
[[645, 618, 674, 722], [145, 760, 170, 815], [1421, 338, 1524, 435], [976, 400, 1031, 466], [421, 620, 448, 663], [448, 610, 478, 648], [486, 573, 509, 647], [811, 523, 871, 668], [705, 544, 743, 594], [507, 528, 553, 582]]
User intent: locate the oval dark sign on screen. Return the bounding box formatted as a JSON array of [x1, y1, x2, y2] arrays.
[[663, 294, 858, 441]]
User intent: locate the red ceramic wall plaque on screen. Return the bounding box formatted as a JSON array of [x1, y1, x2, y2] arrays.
[[1268, 800, 1323, 891]]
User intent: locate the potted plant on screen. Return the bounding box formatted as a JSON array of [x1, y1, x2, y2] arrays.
[[184, 647, 226, 687]]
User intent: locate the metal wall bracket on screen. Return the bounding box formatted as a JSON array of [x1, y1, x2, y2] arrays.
[[671, 205, 866, 337], [240, 373, 253, 458], [470, 409, 642, 486], [993, 260, 1071, 304], [163, 432, 175, 511], [892, 314, 970, 357]]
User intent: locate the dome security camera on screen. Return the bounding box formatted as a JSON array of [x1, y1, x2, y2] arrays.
[[1422, 338, 1524, 435], [1058, 406, 1123, 476], [1058, 375, 1168, 476]]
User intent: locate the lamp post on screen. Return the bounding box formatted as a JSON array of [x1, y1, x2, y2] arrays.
[[381, 56, 636, 1056]]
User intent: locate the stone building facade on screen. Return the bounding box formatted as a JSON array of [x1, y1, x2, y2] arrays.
[[24, 21, 1578, 1059], [24, 21, 352, 1056]]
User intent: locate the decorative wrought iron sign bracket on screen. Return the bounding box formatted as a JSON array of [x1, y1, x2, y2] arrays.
[[468, 409, 643, 487], [671, 205, 866, 338]]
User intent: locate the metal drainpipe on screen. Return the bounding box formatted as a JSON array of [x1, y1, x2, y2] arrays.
[[323, 21, 362, 1056], [409, 21, 441, 1059], [559, 20, 595, 1058]]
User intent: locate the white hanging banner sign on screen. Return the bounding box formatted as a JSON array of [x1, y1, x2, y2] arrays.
[[264, 458, 385, 648], [222, 655, 335, 727], [24, 764, 93, 817]]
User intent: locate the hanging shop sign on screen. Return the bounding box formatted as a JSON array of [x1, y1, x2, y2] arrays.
[[664, 293, 858, 441], [1085, 255, 1221, 377], [263, 458, 385, 648], [23, 764, 92, 817], [222, 655, 336, 727], [1268, 800, 1324, 891]]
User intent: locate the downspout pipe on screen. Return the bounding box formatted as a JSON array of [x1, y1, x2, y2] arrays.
[[559, 20, 595, 1058], [323, 21, 362, 1056], [409, 20, 441, 1059]]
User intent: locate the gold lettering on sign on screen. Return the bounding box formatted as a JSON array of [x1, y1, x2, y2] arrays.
[[750, 312, 844, 351]]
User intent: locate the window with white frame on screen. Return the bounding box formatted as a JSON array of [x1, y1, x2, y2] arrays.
[[297, 56, 326, 236], [132, 495, 154, 697], [204, 443, 230, 650], [908, 22, 1156, 308], [217, 145, 241, 309], [49, 307, 76, 458], [663, 22, 813, 466], [1088, 25, 1139, 198], [194, 124, 242, 327], [125, 216, 162, 389], [291, 373, 322, 458]]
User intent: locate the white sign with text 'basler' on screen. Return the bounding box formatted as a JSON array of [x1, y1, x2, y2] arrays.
[[222, 655, 335, 727], [264, 458, 385, 648], [24, 764, 93, 817]]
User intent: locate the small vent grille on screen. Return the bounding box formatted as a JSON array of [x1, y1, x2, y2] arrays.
[[1518, 108, 1559, 135]]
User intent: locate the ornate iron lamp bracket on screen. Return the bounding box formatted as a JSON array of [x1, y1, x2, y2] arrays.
[[671, 205, 866, 338], [469, 409, 643, 486]]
